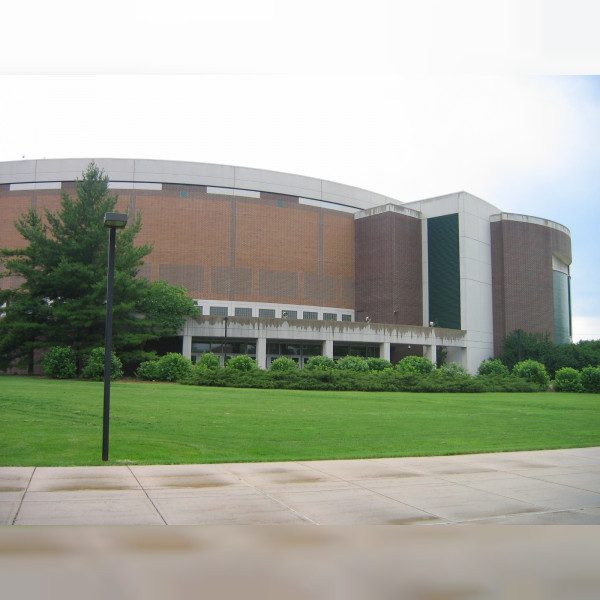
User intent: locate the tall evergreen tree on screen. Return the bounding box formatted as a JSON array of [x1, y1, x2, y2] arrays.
[[0, 162, 197, 372]]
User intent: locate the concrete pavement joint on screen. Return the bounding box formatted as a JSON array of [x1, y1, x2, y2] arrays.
[[511, 471, 600, 496], [127, 466, 168, 525], [11, 467, 35, 525], [293, 460, 448, 523], [448, 466, 600, 506], [432, 474, 550, 511], [231, 470, 320, 525]]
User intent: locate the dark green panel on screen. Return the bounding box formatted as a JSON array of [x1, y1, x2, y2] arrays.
[[428, 214, 461, 329], [553, 270, 571, 344]]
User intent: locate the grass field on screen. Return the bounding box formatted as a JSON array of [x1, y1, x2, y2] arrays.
[[1, 376, 600, 466]]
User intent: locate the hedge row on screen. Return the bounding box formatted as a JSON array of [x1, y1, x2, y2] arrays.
[[43, 345, 600, 393], [135, 353, 540, 392], [135, 354, 600, 393], [182, 368, 540, 393]]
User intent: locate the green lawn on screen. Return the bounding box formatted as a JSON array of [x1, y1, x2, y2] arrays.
[[1, 376, 600, 466]]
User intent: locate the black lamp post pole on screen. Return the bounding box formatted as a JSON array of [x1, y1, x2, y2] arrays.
[[102, 226, 117, 462], [101, 211, 127, 462]]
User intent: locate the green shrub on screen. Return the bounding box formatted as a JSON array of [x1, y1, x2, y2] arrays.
[[478, 359, 510, 377], [512, 360, 550, 391], [41, 346, 77, 379], [438, 362, 470, 377], [473, 374, 538, 393], [396, 355, 434, 375], [82, 347, 123, 381], [581, 366, 600, 393], [196, 352, 221, 370], [406, 370, 474, 392], [157, 352, 193, 382], [554, 367, 583, 392], [270, 357, 299, 372], [366, 357, 393, 371], [226, 355, 258, 372], [136, 360, 161, 381], [304, 355, 335, 371], [335, 355, 369, 372], [269, 370, 303, 387], [186, 364, 223, 386]]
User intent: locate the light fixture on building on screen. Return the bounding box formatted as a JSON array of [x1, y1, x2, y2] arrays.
[[365, 316, 371, 323], [429, 321, 435, 327]]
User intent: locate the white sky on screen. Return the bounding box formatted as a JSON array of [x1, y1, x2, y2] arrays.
[[1, 0, 599, 341]]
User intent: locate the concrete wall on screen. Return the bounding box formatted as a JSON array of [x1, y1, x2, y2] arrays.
[[182, 316, 467, 369], [404, 192, 500, 372]]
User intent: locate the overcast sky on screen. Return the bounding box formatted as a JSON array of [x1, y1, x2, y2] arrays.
[[1, 0, 599, 341]]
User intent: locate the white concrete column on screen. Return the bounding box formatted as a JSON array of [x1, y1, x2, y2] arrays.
[[424, 343, 437, 364], [182, 334, 192, 360], [446, 346, 465, 368], [256, 336, 267, 369], [455, 346, 485, 375], [424, 329, 437, 364], [322, 339, 334, 358], [379, 342, 391, 362]]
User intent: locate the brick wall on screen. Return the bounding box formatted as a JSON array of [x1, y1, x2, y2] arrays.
[[355, 211, 422, 324], [0, 183, 356, 308], [491, 219, 572, 354]]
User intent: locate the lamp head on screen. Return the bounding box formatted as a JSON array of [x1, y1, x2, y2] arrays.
[[103, 212, 128, 228]]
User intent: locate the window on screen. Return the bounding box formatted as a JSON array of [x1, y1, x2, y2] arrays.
[[191, 342, 211, 353], [303, 311, 318, 320], [209, 306, 228, 316], [191, 338, 257, 365], [302, 344, 321, 356], [267, 343, 280, 354], [281, 310, 297, 319], [323, 313, 337, 321], [229, 342, 245, 353], [342, 314, 351, 322], [259, 309, 276, 318], [281, 344, 300, 355], [333, 344, 379, 359], [235, 307, 252, 317]]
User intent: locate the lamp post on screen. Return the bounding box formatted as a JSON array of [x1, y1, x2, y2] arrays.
[[222, 316, 229, 366], [102, 212, 128, 462]]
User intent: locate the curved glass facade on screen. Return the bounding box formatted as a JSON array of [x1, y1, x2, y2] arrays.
[[553, 270, 572, 344]]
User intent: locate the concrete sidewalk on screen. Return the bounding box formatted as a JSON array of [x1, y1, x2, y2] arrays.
[[3, 447, 600, 525]]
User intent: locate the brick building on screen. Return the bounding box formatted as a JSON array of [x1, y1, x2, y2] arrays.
[[0, 159, 572, 373]]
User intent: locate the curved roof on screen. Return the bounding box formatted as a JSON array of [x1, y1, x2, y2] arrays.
[[0, 158, 400, 211]]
